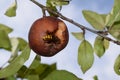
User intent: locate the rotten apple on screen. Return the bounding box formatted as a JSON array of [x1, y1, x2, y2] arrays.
[[28, 16, 69, 57]]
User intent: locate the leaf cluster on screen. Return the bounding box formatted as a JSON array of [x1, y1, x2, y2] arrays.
[[72, 0, 120, 74], [0, 0, 81, 80]]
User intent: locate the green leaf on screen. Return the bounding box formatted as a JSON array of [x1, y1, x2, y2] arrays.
[[43, 70, 82, 80], [9, 37, 28, 62], [94, 36, 105, 57], [103, 39, 110, 50], [20, 64, 48, 79], [0, 30, 11, 50], [8, 38, 19, 62], [109, 22, 120, 41], [27, 75, 39, 80], [47, 0, 70, 6], [38, 63, 57, 80], [114, 54, 120, 75], [82, 10, 105, 30], [106, 0, 120, 26], [46, 0, 58, 17], [101, 14, 107, 23], [17, 38, 27, 51], [29, 55, 41, 69], [0, 24, 13, 34], [5, 0, 17, 17], [78, 40, 94, 73], [17, 55, 41, 78], [46, 0, 70, 16], [17, 65, 28, 78], [6, 75, 16, 80], [0, 45, 31, 78], [93, 75, 98, 80], [34, 64, 48, 75], [71, 32, 84, 40], [19, 63, 56, 79]]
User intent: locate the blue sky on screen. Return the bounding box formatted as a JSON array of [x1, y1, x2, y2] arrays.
[[1, 0, 120, 80]]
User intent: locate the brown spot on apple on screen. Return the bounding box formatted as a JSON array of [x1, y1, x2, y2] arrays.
[[28, 16, 69, 57]]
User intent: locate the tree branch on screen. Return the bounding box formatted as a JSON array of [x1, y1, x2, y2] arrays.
[[30, 0, 120, 45]]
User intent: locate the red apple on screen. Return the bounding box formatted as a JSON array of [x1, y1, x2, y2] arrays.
[[28, 16, 69, 57]]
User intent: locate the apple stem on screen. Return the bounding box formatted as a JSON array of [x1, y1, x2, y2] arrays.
[[42, 9, 46, 17]]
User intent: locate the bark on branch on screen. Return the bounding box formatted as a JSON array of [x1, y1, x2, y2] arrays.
[[30, 0, 120, 45]]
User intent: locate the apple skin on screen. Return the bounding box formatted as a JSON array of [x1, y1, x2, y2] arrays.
[[28, 16, 69, 57]]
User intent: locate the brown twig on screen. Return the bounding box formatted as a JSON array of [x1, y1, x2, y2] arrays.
[[42, 9, 46, 17], [30, 0, 120, 45]]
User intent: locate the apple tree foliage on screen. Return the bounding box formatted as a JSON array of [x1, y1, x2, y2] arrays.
[[0, 0, 120, 80]]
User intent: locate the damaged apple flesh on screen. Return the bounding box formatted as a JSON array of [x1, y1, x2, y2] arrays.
[[28, 16, 69, 57]]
